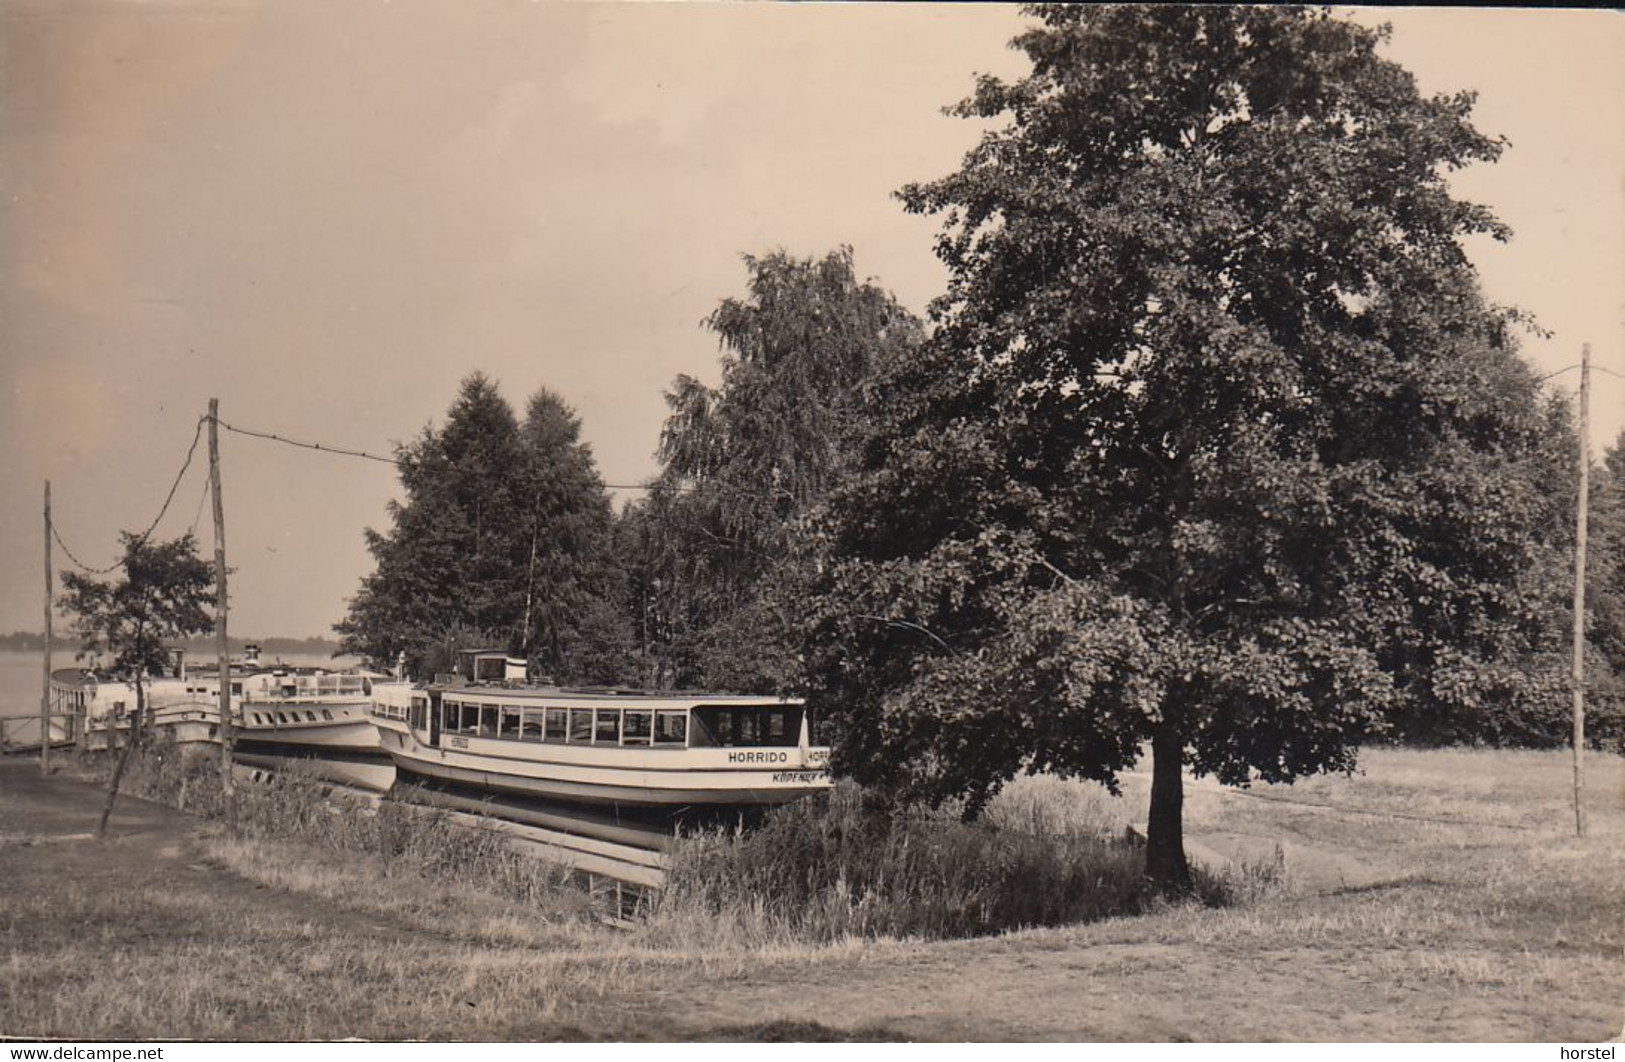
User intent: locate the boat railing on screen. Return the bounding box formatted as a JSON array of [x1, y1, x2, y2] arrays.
[[243, 674, 371, 702]]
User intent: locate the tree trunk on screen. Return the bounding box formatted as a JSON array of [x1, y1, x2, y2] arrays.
[[1145, 719, 1192, 893], [97, 675, 145, 839]]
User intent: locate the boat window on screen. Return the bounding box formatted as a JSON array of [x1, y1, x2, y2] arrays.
[[545, 708, 568, 743], [321, 709, 334, 722], [569, 708, 593, 743], [622, 710, 652, 745], [653, 711, 687, 747], [691, 706, 804, 748], [479, 705, 499, 737], [500, 706, 522, 740], [305, 711, 318, 723], [443, 701, 463, 734], [594, 709, 620, 745], [520, 709, 545, 742]]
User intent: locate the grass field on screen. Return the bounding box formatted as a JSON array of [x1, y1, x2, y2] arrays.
[[0, 746, 1619, 1041]]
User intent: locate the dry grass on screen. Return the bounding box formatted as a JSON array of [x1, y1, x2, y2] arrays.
[[120, 748, 600, 925], [1, 745, 1619, 1040]]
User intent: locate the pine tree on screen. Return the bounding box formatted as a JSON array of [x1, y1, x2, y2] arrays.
[[337, 374, 631, 682]]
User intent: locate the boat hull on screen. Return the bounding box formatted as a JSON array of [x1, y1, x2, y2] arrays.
[[375, 721, 830, 810], [234, 716, 382, 757], [232, 749, 397, 792]]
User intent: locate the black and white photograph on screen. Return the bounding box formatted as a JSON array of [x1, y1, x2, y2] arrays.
[[1, 1, 1621, 1045]]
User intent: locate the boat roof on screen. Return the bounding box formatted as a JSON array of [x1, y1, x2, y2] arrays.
[[427, 683, 803, 707]]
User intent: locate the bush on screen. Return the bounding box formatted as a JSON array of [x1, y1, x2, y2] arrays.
[[655, 781, 1165, 944]]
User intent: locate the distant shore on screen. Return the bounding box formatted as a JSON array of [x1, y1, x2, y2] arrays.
[[0, 632, 348, 655]]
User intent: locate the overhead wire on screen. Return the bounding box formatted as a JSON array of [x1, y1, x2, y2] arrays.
[[188, 472, 212, 539], [51, 416, 207, 575], [214, 417, 794, 501], [71, 358, 1623, 575], [214, 419, 400, 468], [1540, 363, 1625, 384]]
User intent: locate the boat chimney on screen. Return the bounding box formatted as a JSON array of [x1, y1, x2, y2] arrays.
[[243, 643, 261, 667]]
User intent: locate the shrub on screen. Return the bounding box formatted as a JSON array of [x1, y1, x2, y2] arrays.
[[654, 781, 1162, 944]]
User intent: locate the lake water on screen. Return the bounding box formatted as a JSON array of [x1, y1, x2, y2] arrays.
[[0, 650, 363, 720]]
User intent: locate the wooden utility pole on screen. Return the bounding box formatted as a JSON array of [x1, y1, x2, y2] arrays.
[[1570, 344, 1590, 838], [209, 400, 235, 804], [41, 480, 53, 773]]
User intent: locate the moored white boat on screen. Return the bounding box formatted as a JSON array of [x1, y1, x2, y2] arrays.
[[371, 653, 831, 812], [55, 649, 402, 760], [62, 671, 225, 751], [235, 669, 392, 757]]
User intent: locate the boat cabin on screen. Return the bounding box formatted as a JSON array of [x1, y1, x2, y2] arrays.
[[456, 650, 528, 684], [403, 689, 812, 753]]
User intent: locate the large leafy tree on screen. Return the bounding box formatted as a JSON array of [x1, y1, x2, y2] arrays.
[[804, 6, 1572, 889], [629, 248, 921, 691], [60, 532, 215, 835], [337, 374, 631, 682]]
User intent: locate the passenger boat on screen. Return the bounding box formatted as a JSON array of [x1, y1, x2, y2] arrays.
[[234, 668, 388, 757], [64, 671, 226, 752], [371, 651, 831, 812], [231, 663, 404, 791], [57, 644, 397, 763]]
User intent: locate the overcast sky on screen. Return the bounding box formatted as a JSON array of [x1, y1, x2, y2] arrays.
[[2, 3, 1621, 638]]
